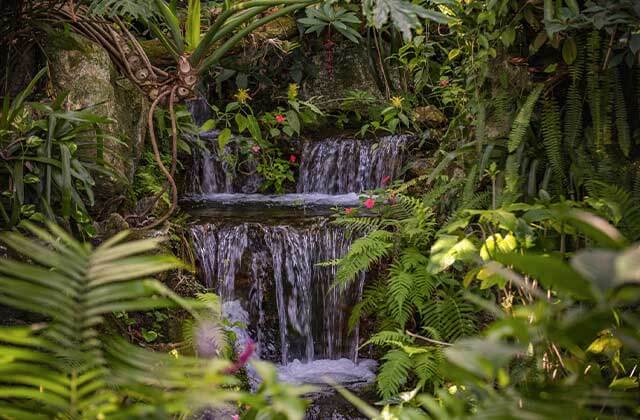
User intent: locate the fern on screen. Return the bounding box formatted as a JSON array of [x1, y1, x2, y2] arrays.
[[587, 30, 603, 148], [335, 230, 394, 287], [421, 289, 477, 343], [365, 329, 413, 347], [541, 96, 566, 188], [377, 349, 412, 398], [507, 85, 544, 153], [412, 347, 443, 384], [587, 181, 640, 241], [461, 164, 479, 206], [564, 39, 585, 150], [613, 68, 632, 157]]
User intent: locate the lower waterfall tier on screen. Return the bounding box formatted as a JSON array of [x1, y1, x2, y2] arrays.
[[191, 219, 365, 365]]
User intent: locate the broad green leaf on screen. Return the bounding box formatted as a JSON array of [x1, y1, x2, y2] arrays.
[[496, 253, 593, 299]]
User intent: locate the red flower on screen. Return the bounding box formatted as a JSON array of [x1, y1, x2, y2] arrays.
[[363, 198, 375, 209], [224, 339, 256, 374], [345, 207, 354, 215], [381, 175, 391, 186], [275, 114, 286, 123], [251, 145, 261, 153], [289, 154, 297, 163]]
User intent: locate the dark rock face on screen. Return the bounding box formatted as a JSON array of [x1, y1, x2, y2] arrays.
[[301, 43, 383, 111], [46, 33, 149, 197]]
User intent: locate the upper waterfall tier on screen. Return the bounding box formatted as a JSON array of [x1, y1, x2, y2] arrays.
[[297, 135, 409, 194], [188, 132, 411, 195]]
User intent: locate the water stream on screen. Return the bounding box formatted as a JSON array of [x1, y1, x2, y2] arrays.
[[185, 100, 411, 415]]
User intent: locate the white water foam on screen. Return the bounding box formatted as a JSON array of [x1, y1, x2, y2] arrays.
[[186, 192, 361, 207], [277, 358, 377, 386]]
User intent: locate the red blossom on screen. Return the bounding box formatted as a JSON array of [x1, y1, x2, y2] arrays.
[[363, 198, 375, 209], [345, 207, 354, 215], [381, 175, 391, 186], [275, 114, 286, 123], [224, 339, 256, 374], [289, 154, 297, 163]]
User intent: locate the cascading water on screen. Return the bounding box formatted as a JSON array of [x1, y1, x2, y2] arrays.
[[297, 135, 409, 194], [187, 131, 410, 195], [190, 220, 365, 365], [185, 99, 411, 416]]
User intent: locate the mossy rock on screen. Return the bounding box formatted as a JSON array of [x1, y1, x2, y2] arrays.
[[301, 43, 383, 111], [46, 32, 149, 199]]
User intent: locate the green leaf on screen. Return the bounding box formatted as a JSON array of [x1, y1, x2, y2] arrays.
[[60, 144, 72, 218], [185, 0, 201, 52], [495, 253, 593, 299], [285, 110, 300, 134], [428, 236, 477, 273], [562, 38, 577, 64], [218, 128, 232, 151], [199, 119, 216, 132], [153, 0, 184, 53], [246, 115, 262, 143], [142, 330, 159, 342]]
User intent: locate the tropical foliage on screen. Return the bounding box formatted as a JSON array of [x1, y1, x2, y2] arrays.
[[0, 222, 312, 419]]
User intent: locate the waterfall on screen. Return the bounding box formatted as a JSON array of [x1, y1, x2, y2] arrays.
[[190, 221, 365, 364], [188, 134, 410, 195], [189, 131, 263, 194], [297, 135, 410, 194]]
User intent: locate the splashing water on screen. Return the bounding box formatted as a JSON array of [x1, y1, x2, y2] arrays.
[[297, 135, 410, 194], [191, 221, 365, 364]]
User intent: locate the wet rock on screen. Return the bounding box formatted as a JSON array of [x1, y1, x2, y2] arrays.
[[413, 105, 448, 127], [408, 157, 432, 178], [46, 32, 149, 199], [301, 43, 383, 111], [100, 213, 130, 238]]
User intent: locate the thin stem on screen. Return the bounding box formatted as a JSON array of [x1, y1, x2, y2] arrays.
[[405, 330, 452, 347]]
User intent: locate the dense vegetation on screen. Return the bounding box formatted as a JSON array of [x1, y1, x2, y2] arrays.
[[1, 0, 640, 419]]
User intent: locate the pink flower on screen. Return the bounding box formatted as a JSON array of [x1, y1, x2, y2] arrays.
[[224, 339, 256, 374], [345, 207, 354, 215], [289, 154, 297, 163], [381, 175, 391, 186], [363, 198, 375, 209], [275, 114, 286, 123], [251, 145, 261, 153], [439, 79, 450, 87], [232, 416, 239, 420]]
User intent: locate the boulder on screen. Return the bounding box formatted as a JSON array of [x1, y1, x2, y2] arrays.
[[413, 105, 448, 127], [301, 43, 383, 111], [46, 32, 149, 198]]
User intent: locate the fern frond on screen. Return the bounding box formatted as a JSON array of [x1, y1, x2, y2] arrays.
[[365, 330, 413, 347], [412, 348, 443, 384], [564, 38, 585, 150], [461, 164, 479, 206], [587, 181, 640, 241], [587, 30, 603, 148], [377, 349, 412, 398], [507, 85, 544, 153], [613, 68, 632, 157], [542, 96, 566, 187], [334, 230, 394, 288], [421, 290, 477, 343]]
